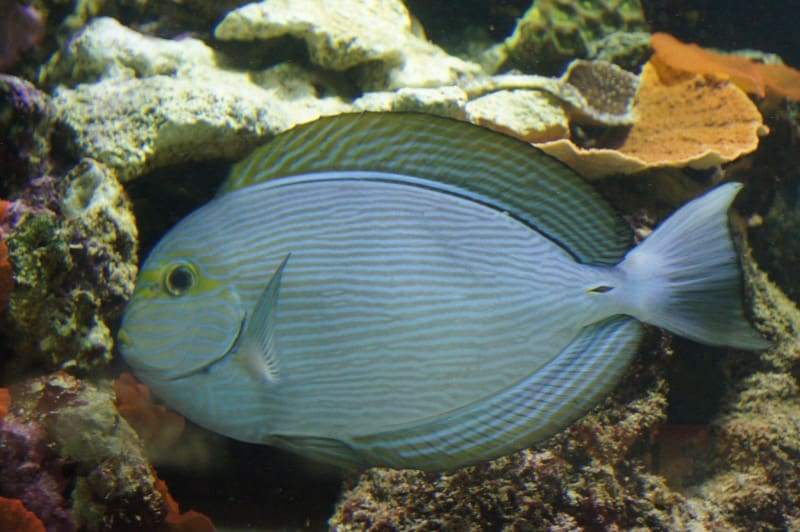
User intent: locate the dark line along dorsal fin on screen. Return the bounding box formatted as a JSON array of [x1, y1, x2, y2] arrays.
[[222, 112, 631, 265], [349, 316, 644, 471]]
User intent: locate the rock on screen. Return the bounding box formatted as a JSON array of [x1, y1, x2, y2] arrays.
[[7, 160, 137, 373], [354, 86, 468, 117], [214, 0, 483, 90], [501, 0, 649, 75], [465, 90, 569, 142], [4, 372, 169, 531], [42, 17, 351, 182]]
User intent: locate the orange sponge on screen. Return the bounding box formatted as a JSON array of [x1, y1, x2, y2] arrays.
[[650, 32, 800, 101]]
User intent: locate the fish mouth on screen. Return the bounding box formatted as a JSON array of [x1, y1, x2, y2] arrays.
[[123, 312, 246, 382]]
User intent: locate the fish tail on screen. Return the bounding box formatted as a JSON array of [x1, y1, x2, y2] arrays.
[[615, 183, 768, 350]]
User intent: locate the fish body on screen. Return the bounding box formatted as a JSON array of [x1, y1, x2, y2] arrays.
[[119, 113, 767, 470]]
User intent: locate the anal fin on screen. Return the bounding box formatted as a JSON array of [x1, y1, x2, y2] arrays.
[[350, 316, 644, 471]]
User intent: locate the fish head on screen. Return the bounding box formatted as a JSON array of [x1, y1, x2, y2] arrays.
[[118, 240, 245, 383]]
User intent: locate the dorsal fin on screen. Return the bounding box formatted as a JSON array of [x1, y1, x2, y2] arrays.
[[221, 112, 631, 265]]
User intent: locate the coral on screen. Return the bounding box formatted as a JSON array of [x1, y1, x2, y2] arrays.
[[6, 160, 137, 373], [153, 476, 215, 532], [8, 372, 172, 531], [554, 59, 639, 125], [465, 90, 568, 143], [0, 388, 9, 417], [0, 1, 45, 72], [42, 17, 351, 182], [501, 0, 648, 75], [0, 75, 53, 191], [114, 373, 186, 457], [651, 33, 800, 101], [0, 200, 12, 311], [0, 497, 46, 532], [467, 59, 639, 127], [214, 0, 482, 90], [0, 417, 75, 531], [589, 30, 651, 71], [536, 60, 768, 178], [354, 86, 469, 117]]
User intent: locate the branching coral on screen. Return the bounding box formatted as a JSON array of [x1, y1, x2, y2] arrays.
[[651, 33, 800, 101]]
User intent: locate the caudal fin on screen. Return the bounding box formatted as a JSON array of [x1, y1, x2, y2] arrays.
[[616, 183, 769, 350]]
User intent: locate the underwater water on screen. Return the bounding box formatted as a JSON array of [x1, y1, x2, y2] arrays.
[[1, 1, 799, 531]]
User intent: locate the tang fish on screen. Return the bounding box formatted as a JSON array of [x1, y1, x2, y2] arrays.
[[118, 112, 767, 471]]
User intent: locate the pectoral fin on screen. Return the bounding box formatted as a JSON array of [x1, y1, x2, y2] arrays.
[[239, 254, 290, 384]]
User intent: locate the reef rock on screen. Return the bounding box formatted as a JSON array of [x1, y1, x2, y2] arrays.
[[42, 17, 351, 182], [1, 373, 168, 531], [465, 90, 569, 143], [500, 0, 649, 75], [7, 159, 136, 373], [214, 0, 483, 90]]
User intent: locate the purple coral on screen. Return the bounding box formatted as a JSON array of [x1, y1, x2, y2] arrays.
[[0, 0, 45, 72], [0, 418, 76, 532]]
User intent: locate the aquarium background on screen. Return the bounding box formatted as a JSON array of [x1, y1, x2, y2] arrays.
[[1, 0, 798, 530]]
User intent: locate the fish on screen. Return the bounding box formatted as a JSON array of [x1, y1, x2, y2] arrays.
[[118, 112, 768, 471]]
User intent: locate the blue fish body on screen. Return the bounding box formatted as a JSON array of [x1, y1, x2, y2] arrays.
[[119, 113, 767, 470]]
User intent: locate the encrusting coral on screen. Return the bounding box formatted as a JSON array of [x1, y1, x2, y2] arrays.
[[499, 0, 649, 75], [0, 372, 217, 531], [114, 373, 186, 457], [0, 496, 46, 532], [536, 59, 769, 178], [650, 32, 800, 101], [5, 160, 138, 373]]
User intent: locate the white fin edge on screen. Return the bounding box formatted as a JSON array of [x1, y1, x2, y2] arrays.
[[616, 183, 769, 350]]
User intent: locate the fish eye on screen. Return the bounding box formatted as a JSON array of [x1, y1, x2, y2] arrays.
[[164, 264, 195, 296]]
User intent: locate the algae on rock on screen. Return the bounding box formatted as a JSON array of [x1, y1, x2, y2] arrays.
[[499, 0, 649, 75], [42, 17, 352, 183], [214, 0, 483, 90], [6, 160, 137, 373], [5, 372, 169, 531]]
